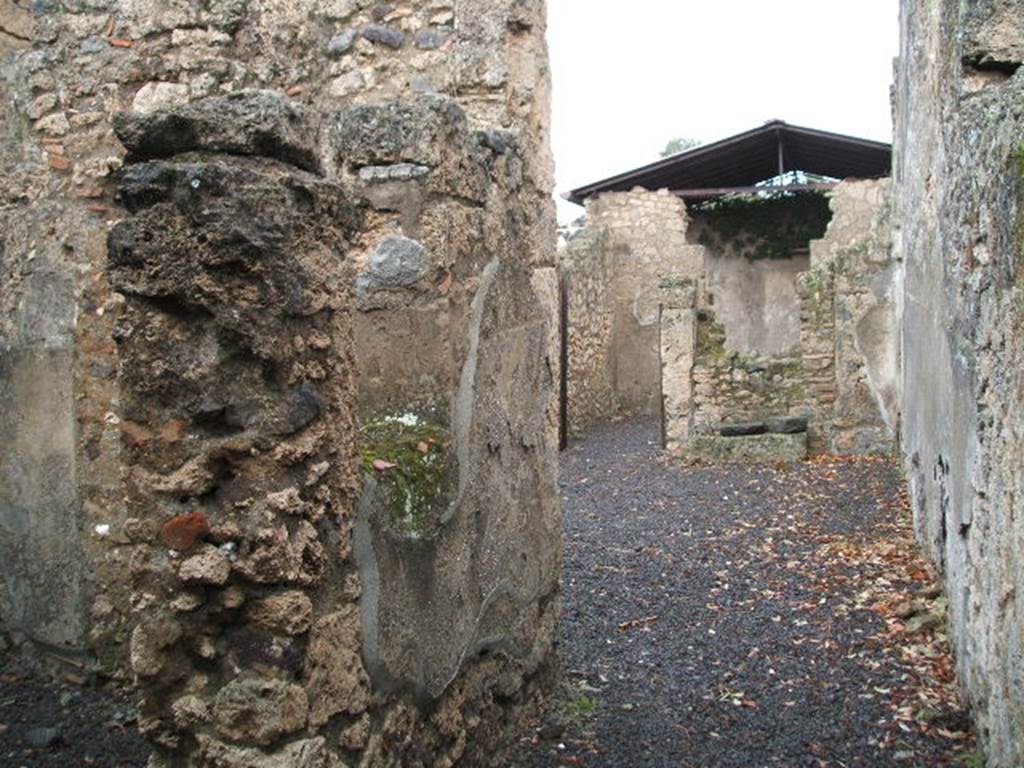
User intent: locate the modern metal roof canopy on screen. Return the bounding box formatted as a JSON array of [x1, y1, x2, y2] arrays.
[[565, 120, 892, 205]]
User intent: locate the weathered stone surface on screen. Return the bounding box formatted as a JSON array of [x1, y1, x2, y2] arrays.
[[2, 1, 559, 766], [211, 677, 308, 746], [356, 236, 428, 296], [170, 695, 209, 729], [361, 24, 404, 48], [326, 29, 358, 57], [233, 522, 326, 586], [178, 545, 230, 586], [563, 190, 704, 431], [564, 174, 894, 460], [245, 591, 313, 636], [661, 298, 697, 453], [196, 735, 344, 768], [800, 179, 897, 455], [896, 1, 1024, 763], [332, 95, 466, 168], [114, 91, 318, 171], [357, 163, 431, 183], [719, 422, 768, 437], [0, 346, 86, 649], [130, 619, 182, 678], [962, 0, 1024, 72], [108, 158, 360, 364], [414, 28, 449, 50], [131, 82, 190, 116], [305, 607, 370, 727], [686, 433, 808, 463], [765, 416, 809, 435], [0, 1, 32, 52]]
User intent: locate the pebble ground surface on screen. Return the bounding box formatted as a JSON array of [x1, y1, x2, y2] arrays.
[[0, 669, 148, 767], [0, 419, 976, 767], [511, 419, 975, 768]]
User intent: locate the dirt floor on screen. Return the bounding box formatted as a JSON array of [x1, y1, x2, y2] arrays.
[[0, 419, 977, 767], [0, 669, 148, 767], [510, 419, 976, 768]]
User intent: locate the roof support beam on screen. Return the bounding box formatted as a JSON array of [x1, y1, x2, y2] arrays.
[[777, 128, 786, 180], [670, 182, 838, 200]]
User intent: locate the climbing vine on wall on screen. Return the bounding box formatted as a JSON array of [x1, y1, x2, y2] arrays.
[[691, 191, 832, 261]]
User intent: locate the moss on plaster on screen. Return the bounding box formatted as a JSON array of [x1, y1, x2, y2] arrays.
[[361, 412, 452, 538]]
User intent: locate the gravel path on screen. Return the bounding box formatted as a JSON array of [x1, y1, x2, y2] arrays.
[[0, 671, 148, 767], [511, 419, 975, 768], [0, 418, 974, 767]]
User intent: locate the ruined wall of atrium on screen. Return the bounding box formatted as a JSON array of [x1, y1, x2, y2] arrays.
[[561, 184, 897, 461], [0, 1, 561, 765], [895, 0, 1024, 763], [799, 178, 899, 457]]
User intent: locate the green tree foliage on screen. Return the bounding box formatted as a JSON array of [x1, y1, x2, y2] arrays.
[[660, 137, 701, 158]]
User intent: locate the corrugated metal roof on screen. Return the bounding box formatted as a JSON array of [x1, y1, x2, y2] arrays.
[[565, 120, 892, 205]]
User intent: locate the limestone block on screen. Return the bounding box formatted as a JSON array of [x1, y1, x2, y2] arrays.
[[196, 735, 344, 768], [114, 90, 318, 171], [356, 236, 428, 295], [332, 95, 465, 168], [661, 306, 697, 454], [305, 607, 370, 727], [178, 545, 231, 586], [131, 82, 190, 116], [686, 433, 807, 463], [130, 619, 183, 678], [211, 677, 309, 746], [245, 591, 314, 636]]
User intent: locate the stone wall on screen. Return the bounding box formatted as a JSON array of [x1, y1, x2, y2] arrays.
[[703, 251, 811, 357], [799, 179, 899, 456], [895, 1, 1024, 764], [1, 0, 559, 765], [560, 188, 704, 434], [561, 225, 615, 438], [687, 194, 832, 359], [563, 188, 837, 445], [689, 312, 808, 435]]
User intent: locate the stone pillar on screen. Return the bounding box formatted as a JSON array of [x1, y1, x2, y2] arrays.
[[1, 0, 559, 765], [797, 265, 838, 455], [660, 283, 698, 455]]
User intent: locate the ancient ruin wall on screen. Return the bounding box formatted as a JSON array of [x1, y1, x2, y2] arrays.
[[799, 179, 898, 456], [689, 311, 807, 436], [561, 226, 616, 438], [1, 1, 559, 765], [686, 194, 832, 359], [684, 197, 831, 447], [561, 189, 704, 434], [895, 1, 1024, 763]]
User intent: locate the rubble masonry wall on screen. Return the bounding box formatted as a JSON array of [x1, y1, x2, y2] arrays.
[[0, 1, 560, 766], [895, 1, 1024, 763]]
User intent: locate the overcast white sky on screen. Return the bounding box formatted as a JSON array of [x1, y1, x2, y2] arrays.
[[547, 1, 900, 222]]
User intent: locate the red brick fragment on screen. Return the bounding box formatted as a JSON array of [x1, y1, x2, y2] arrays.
[[160, 512, 211, 552]]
